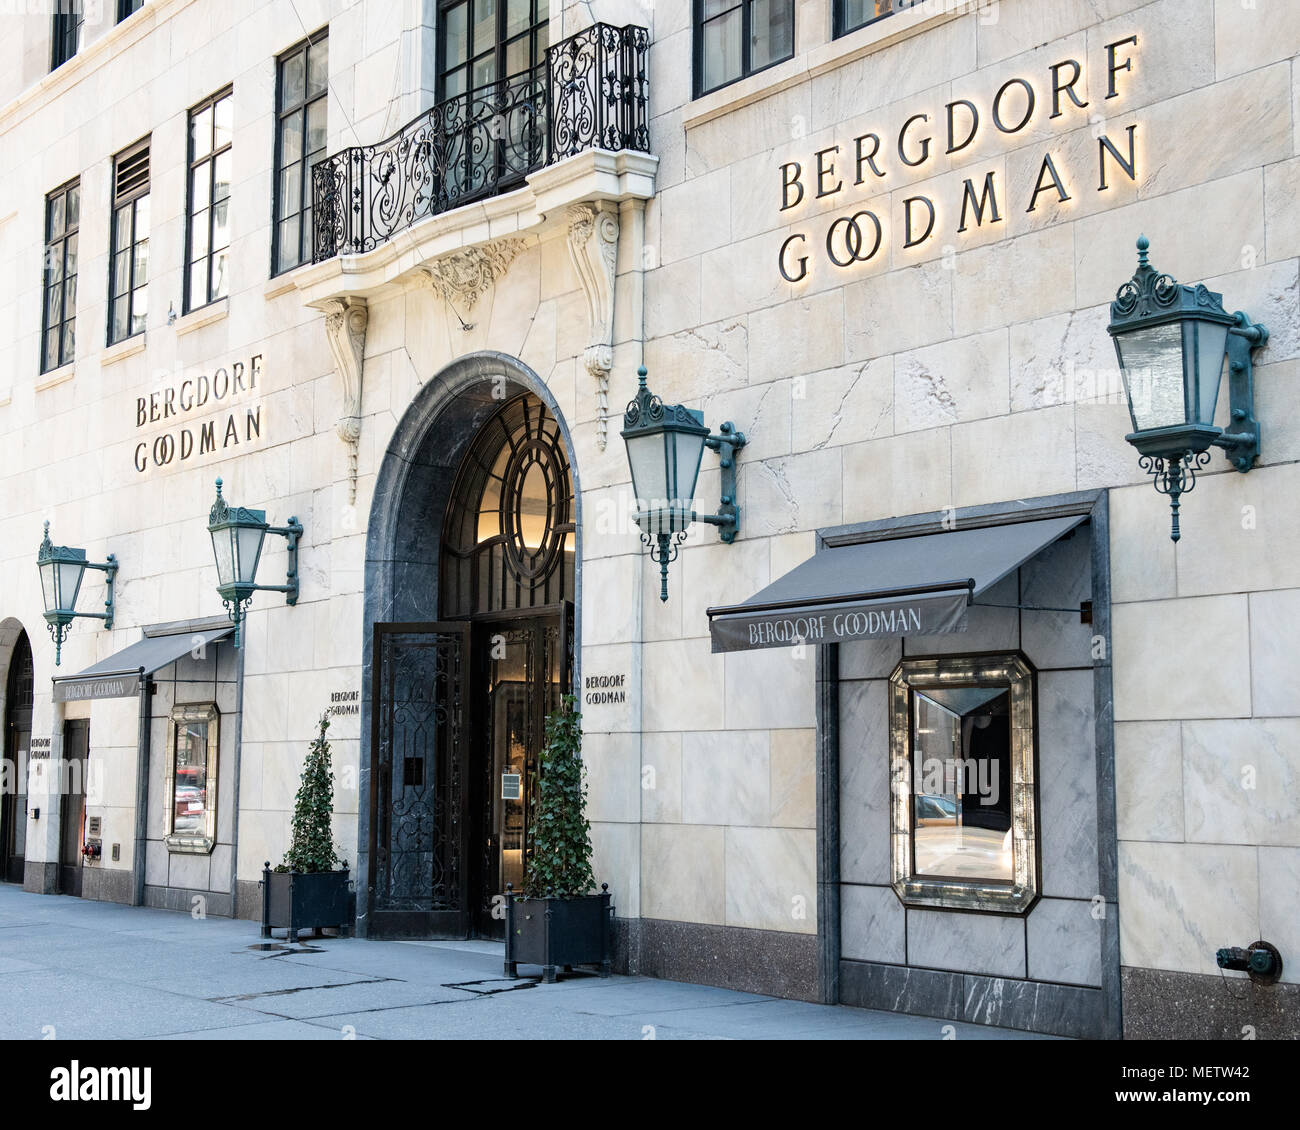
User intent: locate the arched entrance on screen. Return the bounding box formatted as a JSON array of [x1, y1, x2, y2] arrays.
[[361, 354, 579, 939], [1, 627, 33, 884]]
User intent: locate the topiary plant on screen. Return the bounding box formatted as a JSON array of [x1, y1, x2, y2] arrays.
[[280, 713, 343, 874], [521, 695, 594, 899]]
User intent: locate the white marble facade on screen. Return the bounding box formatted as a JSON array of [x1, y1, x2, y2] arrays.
[[0, 0, 1298, 1033]]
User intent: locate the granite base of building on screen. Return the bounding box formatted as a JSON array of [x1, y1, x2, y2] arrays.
[[143, 884, 235, 918], [1122, 967, 1300, 1040], [23, 861, 57, 894], [81, 867, 133, 905], [236, 879, 262, 921], [613, 917, 819, 1002], [839, 959, 1106, 1039]]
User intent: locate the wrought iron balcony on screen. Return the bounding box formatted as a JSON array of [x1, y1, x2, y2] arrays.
[[312, 22, 650, 263]]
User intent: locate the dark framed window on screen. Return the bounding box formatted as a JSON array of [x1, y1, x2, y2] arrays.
[[694, 0, 794, 97], [108, 139, 151, 345], [118, 0, 146, 23], [41, 180, 80, 374], [835, 0, 904, 39], [273, 30, 328, 276], [51, 0, 85, 71], [437, 0, 550, 100], [185, 88, 233, 312]]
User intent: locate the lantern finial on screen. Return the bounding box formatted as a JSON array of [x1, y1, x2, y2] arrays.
[[215, 476, 224, 498], [637, 365, 647, 389], [1136, 234, 1149, 265]]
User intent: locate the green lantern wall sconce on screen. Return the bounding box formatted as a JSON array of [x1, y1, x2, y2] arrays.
[[621, 366, 747, 601], [207, 478, 303, 647], [1108, 235, 1269, 542], [36, 522, 118, 666]]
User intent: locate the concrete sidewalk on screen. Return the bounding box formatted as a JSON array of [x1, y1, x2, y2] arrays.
[[0, 885, 1050, 1040]]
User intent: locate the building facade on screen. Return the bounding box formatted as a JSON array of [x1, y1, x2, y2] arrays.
[[1, 0, 1297, 1040]]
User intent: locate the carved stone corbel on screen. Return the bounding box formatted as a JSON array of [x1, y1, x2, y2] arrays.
[[566, 203, 619, 449], [420, 237, 528, 316], [320, 297, 368, 504]]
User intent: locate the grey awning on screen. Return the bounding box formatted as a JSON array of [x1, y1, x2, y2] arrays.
[[52, 625, 233, 702], [707, 515, 1086, 653]]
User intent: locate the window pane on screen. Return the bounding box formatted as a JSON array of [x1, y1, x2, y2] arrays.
[[211, 249, 229, 302], [306, 98, 327, 155], [46, 284, 62, 326], [47, 243, 64, 283], [113, 249, 131, 296], [307, 37, 329, 96], [212, 198, 230, 252], [213, 151, 232, 201], [189, 259, 207, 309], [701, 10, 742, 93], [445, 3, 468, 65], [61, 320, 75, 363], [277, 216, 301, 272], [131, 290, 148, 335], [66, 185, 79, 228], [506, 0, 531, 38], [911, 688, 1012, 882], [472, 52, 495, 90], [703, 0, 740, 17], [49, 193, 65, 238], [505, 34, 529, 79], [114, 205, 132, 251], [63, 275, 77, 316], [214, 94, 234, 149], [191, 105, 213, 159], [444, 66, 467, 99], [751, 0, 794, 71], [280, 112, 303, 166], [190, 209, 210, 259], [281, 49, 306, 109], [191, 165, 211, 213], [64, 233, 77, 277], [279, 166, 302, 218], [133, 237, 149, 286], [472, 0, 497, 55], [134, 195, 151, 240], [44, 329, 59, 372], [111, 296, 130, 341]]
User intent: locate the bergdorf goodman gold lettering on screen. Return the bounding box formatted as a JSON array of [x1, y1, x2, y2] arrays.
[[777, 36, 1140, 282]]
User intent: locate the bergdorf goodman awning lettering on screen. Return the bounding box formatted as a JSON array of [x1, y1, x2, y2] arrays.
[[776, 35, 1141, 281], [132, 354, 264, 473]]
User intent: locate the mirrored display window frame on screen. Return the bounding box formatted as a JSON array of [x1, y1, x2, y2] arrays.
[[888, 653, 1038, 913], [163, 703, 219, 854]]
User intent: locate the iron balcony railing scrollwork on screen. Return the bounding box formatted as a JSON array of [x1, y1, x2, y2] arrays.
[[313, 22, 650, 263]]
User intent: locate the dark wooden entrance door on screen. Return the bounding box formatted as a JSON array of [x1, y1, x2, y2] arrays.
[[1, 632, 33, 884], [370, 622, 471, 937], [471, 605, 572, 939], [59, 719, 89, 897]]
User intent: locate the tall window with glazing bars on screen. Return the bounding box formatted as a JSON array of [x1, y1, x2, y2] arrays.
[[41, 180, 79, 374], [50, 0, 85, 71], [694, 0, 794, 96], [108, 140, 150, 344], [273, 30, 328, 275], [186, 88, 233, 312]]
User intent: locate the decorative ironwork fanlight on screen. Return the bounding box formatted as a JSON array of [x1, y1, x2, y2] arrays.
[[621, 366, 746, 601], [207, 478, 303, 647], [1108, 235, 1269, 541], [36, 522, 117, 666]]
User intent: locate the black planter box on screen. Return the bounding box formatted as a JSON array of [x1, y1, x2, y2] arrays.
[[504, 885, 613, 983], [261, 863, 352, 941]]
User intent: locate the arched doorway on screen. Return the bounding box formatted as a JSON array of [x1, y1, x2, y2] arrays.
[[1, 629, 34, 884], [362, 355, 580, 939]]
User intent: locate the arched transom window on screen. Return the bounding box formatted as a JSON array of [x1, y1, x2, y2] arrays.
[[441, 393, 575, 617]]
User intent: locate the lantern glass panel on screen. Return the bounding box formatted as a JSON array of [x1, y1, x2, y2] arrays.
[[211, 528, 235, 589], [38, 559, 58, 613], [1115, 323, 1187, 432], [58, 559, 85, 613], [1184, 318, 1230, 427], [626, 431, 669, 509], [666, 430, 707, 509], [235, 524, 266, 585]]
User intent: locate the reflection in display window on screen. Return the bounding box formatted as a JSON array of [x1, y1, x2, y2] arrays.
[[889, 654, 1037, 912], [164, 704, 219, 854]]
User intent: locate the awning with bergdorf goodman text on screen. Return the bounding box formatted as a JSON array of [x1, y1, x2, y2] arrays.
[[52, 624, 234, 702], [706, 515, 1087, 653]]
